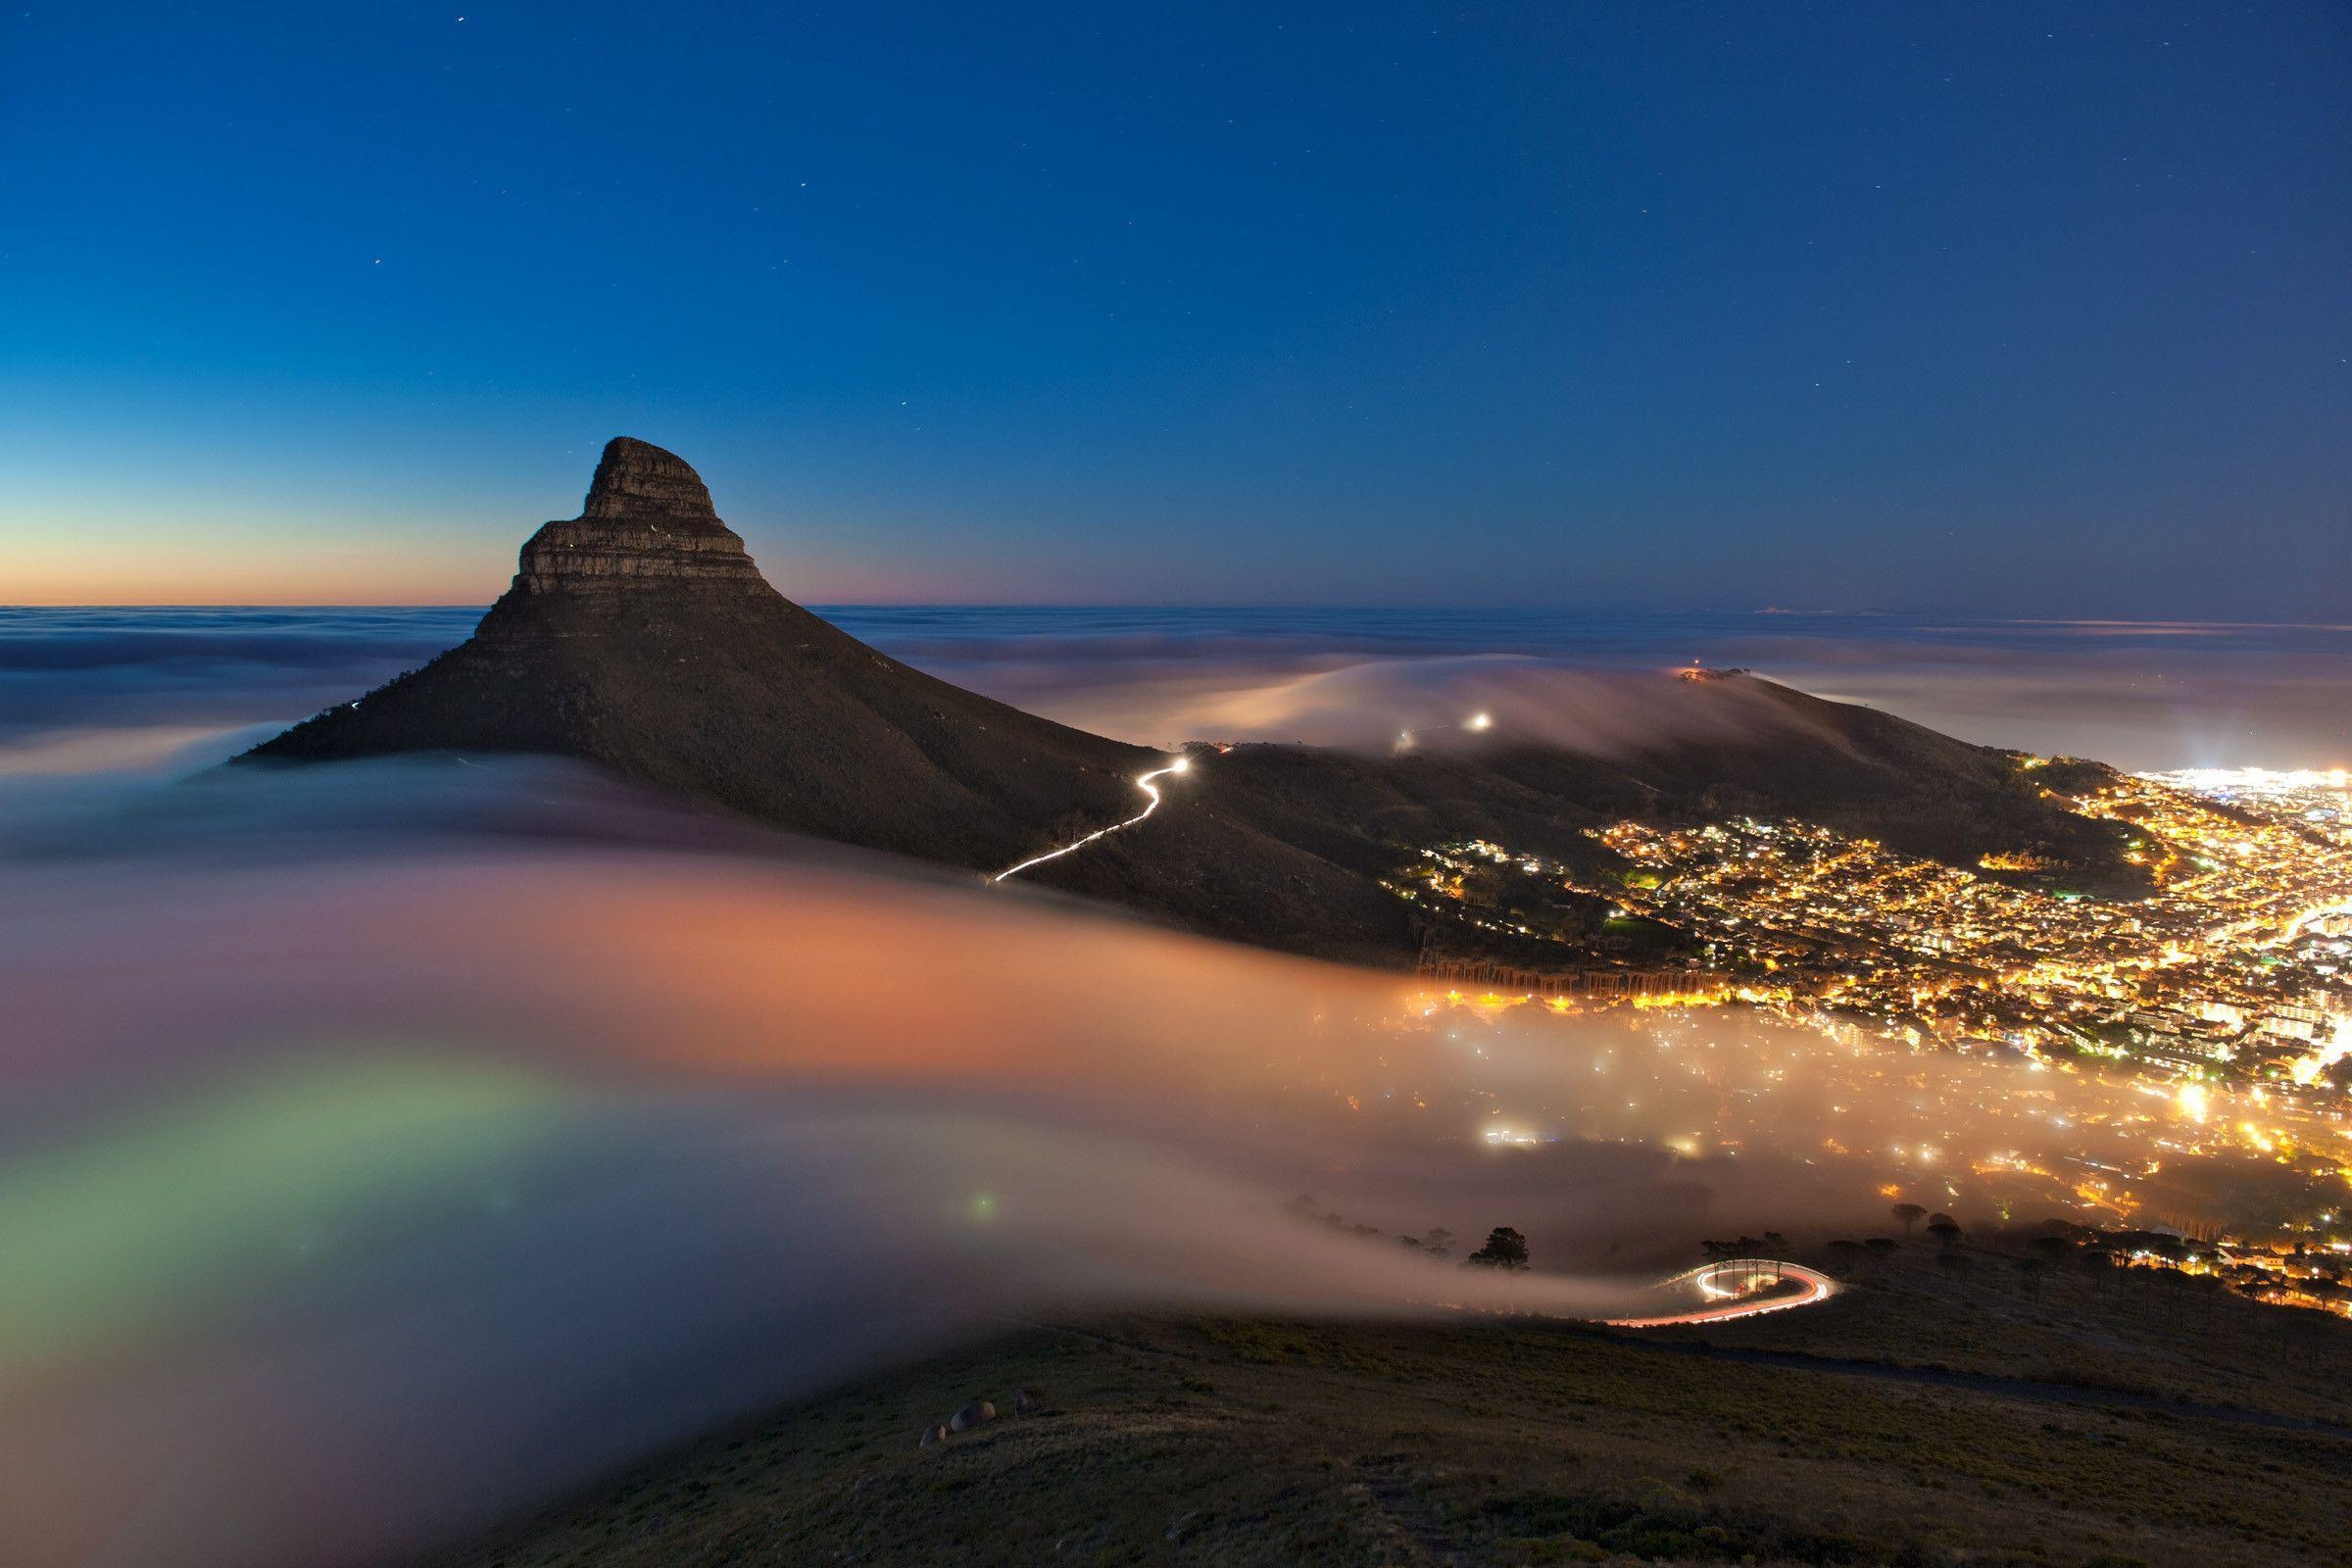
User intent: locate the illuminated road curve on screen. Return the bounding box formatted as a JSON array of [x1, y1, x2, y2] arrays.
[[993, 757, 1191, 884], [1604, 1259, 1837, 1328]]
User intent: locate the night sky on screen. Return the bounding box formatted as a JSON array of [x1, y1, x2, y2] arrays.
[[4, 3, 2345, 612]]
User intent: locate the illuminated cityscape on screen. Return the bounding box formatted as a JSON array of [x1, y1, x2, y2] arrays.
[[9, 2, 2351, 1560], [1388, 763, 2352, 1314], [1399, 763, 2351, 1090]]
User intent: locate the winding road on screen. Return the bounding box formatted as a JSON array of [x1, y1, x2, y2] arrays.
[[1605, 1259, 1837, 1328], [993, 757, 1192, 884]]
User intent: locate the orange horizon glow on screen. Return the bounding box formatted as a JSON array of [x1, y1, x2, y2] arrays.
[[0, 542, 1161, 610], [0, 562, 1056, 610], [0, 535, 501, 608]]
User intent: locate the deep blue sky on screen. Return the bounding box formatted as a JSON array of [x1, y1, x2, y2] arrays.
[[4, 2, 2346, 611]]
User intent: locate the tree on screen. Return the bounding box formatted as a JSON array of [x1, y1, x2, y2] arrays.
[[1927, 1218, 1964, 1250], [2029, 1235, 2076, 1268], [1864, 1237, 1900, 1255], [1891, 1202, 1927, 1236], [1422, 1227, 1453, 1260], [1464, 1226, 1531, 1272], [2082, 1244, 2126, 1299]]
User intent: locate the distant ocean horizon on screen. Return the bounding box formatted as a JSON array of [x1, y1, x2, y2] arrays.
[[4, 604, 2347, 774]]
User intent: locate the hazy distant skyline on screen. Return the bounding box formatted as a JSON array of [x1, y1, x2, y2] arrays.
[[4, 3, 2346, 612]]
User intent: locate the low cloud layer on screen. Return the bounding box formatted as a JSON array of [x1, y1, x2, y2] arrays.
[[8, 606, 2346, 771], [2, 606, 2345, 1565], [836, 608, 2352, 770], [0, 757, 2324, 1567], [0, 607, 475, 747]]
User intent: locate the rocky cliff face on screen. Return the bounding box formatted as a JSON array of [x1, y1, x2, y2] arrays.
[[489, 438, 772, 621]]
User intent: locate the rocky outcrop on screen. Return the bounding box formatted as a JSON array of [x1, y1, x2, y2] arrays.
[[489, 437, 771, 615], [239, 435, 1163, 878], [580, 436, 720, 521]]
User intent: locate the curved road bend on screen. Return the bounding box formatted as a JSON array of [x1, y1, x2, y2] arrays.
[[1606, 1259, 1837, 1328]]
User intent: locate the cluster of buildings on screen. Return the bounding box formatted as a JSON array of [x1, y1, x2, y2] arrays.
[[1396, 762, 2352, 1104], [1388, 764, 2352, 1265]]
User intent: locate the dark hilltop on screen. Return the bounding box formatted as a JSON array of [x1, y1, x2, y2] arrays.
[[244, 439, 2137, 964]]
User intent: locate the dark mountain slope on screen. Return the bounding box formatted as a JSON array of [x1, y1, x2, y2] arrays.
[[245, 439, 1155, 871], [242, 439, 2135, 962], [1480, 674, 2130, 872]]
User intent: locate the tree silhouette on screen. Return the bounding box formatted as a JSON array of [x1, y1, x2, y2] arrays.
[[1891, 1202, 1927, 1236], [1927, 1218, 1964, 1250], [1422, 1227, 1453, 1260], [1464, 1226, 1531, 1272], [1936, 1250, 1972, 1292], [2029, 1235, 2076, 1267]]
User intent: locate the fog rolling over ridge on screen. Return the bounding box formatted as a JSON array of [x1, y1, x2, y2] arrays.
[[837, 609, 2352, 774], [0, 754, 2325, 1568], [9, 605, 2347, 786], [1, 462, 2344, 1564], [211, 439, 2236, 979]]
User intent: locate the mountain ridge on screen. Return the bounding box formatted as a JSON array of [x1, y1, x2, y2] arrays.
[[246, 438, 1158, 873], [241, 439, 2136, 962]]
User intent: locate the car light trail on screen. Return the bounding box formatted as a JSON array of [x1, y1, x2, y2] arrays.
[[1394, 711, 1494, 753], [993, 757, 1191, 883], [1603, 1259, 1837, 1327]]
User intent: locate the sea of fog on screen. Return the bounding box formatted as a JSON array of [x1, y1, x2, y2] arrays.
[[6, 605, 2348, 774], [2, 605, 2347, 1567]]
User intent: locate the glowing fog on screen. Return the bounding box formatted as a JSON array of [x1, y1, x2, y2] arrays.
[[0, 753, 2325, 1568], [4, 604, 2344, 1565]]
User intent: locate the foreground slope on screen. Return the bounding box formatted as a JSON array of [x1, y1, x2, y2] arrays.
[[438, 1240, 2352, 1568], [244, 439, 2133, 961]]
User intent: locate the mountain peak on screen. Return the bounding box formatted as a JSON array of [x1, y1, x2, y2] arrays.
[[244, 435, 1156, 886], [582, 437, 718, 521], [496, 438, 770, 612]]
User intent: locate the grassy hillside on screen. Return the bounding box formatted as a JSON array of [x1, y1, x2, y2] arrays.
[[436, 1241, 2352, 1568]]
